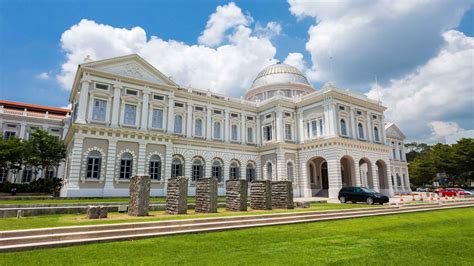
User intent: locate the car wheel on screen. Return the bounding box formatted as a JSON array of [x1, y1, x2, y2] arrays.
[[366, 197, 374, 205], [351, 201, 356, 204], [339, 196, 346, 203]]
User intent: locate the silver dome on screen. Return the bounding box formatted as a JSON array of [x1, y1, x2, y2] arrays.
[[250, 63, 310, 89]]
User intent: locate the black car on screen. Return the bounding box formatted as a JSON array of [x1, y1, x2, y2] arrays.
[[338, 187, 389, 205]]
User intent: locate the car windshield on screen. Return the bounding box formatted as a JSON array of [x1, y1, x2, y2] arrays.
[[361, 188, 377, 193]]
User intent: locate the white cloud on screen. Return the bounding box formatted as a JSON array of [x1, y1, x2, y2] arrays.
[[198, 2, 252, 47], [288, 0, 471, 89], [429, 121, 464, 142], [367, 30, 474, 142], [36, 72, 51, 80], [254, 21, 282, 39], [283, 52, 306, 71], [56, 4, 281, 97]]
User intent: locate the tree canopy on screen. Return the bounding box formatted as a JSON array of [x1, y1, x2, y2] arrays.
[[407, 138, 474, 187]]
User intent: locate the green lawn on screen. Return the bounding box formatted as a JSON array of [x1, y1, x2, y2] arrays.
[[0, 203, 372, 231], [0, 196, 226, 205], [0, 208, 472, 265]]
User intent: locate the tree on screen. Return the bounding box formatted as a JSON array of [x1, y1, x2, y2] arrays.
[[29, 130, 66, 179], [451, 138, 474, 184], [0, 136, 31, 183], [409, 153, 437, 186]]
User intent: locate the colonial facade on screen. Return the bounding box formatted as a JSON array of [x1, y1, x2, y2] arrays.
[[54, 54, 410, 198], [0, 100, 70, 183]]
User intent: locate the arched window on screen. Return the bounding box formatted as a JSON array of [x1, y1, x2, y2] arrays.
[[194, 119, 203, 137], [231, 124, 238, 141], [211, 159, 223, 182], [229, 160, 240, 180], [87, 150, 102, 179], [340, 119, 347, 136], [149, 155, 161, 180], [120, 152, 133, 179], [374, 126, 380, 142], [246, 162, 256, 182], [174, 115, 183, 134], [192, 157, 204, 181], [358, 123, 365, 139], [287, 161, 294, 181], [171, 156, 183, 177], [266, 162, 273, 180], [213, 122, 221, 139]]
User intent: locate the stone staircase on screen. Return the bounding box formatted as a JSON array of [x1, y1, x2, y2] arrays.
[[1, 201, 473, 252]]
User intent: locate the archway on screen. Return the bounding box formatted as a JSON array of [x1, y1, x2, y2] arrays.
[[307, 157, 328, 197], [376, 160, 389, 195], [340, 156, 355, 187], [359, 158, 373, 188]]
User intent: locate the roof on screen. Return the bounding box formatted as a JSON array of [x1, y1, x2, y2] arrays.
[[250, 63, 310, 89], [0, 100, 70, 115]]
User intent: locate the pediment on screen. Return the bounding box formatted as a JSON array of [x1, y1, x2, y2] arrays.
[[82, 54, 178, 87], [385, 123, 406, 139]]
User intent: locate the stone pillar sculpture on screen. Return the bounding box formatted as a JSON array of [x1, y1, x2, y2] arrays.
[[166, 176, 188, 214], [226, 180, 248, 211], [195, 177, 218, 213], [250, 180, 272, 210], [128, 175, 151, 216], [271, 181, 294, 209]]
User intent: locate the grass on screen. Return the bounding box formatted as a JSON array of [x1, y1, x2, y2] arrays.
[[0, 196, 225, 205], [0, 207, 472, 265], [0, 203, 372, 231]]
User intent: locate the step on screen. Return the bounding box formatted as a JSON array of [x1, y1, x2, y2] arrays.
[[1, 202, 472, 252]]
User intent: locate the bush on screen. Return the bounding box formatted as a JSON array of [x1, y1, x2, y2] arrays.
[[0, 178, 63, 194]]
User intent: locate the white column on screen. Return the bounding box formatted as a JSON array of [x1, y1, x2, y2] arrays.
[[103, 140, 117, 194], [206, 107, 212, 140], [355, 163, 362, 187], [372, 163, 379, 192], [186, 103, 193, 138], [76, 79, 90, 124], [275, 108, 283, 142], [111, 85, 122, 127], [241, 114, 246, 144], [329, 103, 337, 137], [381, 115, 387, 144], [350, 108, 357, 139], [137, 142, 146, 176], [276, 149, 285, 180], [167, 95, 175, 133], [327, 159, 342, 199], [366, 113, 373, 142], [297, 111, 304, 143], [256, 116, 262, 145], [19, 122, 26, 140], [140, 92, 149, 130], [224, 109, 230, 143], [62, 137, 83, 196], [324, 105, 330, 136]]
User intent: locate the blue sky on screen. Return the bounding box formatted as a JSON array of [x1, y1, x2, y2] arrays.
[[0, 0, 473, 142]]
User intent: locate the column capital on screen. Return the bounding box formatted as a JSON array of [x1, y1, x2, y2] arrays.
[[80, 77, 91, 84]]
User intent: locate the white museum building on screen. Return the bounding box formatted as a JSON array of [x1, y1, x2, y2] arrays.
[[1, 54, 412, 199]]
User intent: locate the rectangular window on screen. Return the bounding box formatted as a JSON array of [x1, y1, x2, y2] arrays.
[[86, 157, 101, 179], [149, 161, 161, 180], [4, 131, 16, 139], [152, 109, 163, 129], [213, 110, 222, 115], [195, 119, 203, 137], [175, 102, 184, 108], [153, 95, 164, 101], [285, 124, 292, 140], [247, 127, 253, 143], [194, 106, 204, 112], [231, 113, 239, 118], [125, 89, 137, 96], [263, 125, 272, 141], [0, 168, 8, 183], [95, 83, 109, 90], [319, 119, 323, 135], [123, 104, 137, 125], [22, 168, 32, 183], [92, 99, 107, 121], [120, 160, 132, 179]]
